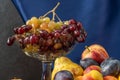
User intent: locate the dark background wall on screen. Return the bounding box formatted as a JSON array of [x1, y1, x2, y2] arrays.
[[0, 0, 42, 80]]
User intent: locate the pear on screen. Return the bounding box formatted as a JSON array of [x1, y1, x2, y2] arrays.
[[118, 73, 120, 80], [52, 57, 83, 80]]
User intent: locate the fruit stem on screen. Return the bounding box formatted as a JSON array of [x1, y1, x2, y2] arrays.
[[52, 12, 56, 21], [42, 2, 62, 21], [55, 13, 62, 22], [51, 2, 60, 13], [85, 46, 91, 52]]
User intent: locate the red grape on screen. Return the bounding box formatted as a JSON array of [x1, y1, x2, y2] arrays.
[[30, 34, 39, 44], [18, 27, 25, 34], [61, 25, 68, 30], [18, 38, 24, 44], [46, 39, 53, 46], [74, 30, 80, 37], [7, 36, 16, 46], [24, 25, 32, 32], [54, 32, 61, 38], [77, 22, 82, 30], [24, 37, 30, 44], [69, 24, 76, 31], [76, 35, 85, 42], [13, 27, 19, 34], [39, 30, 49, 38], [69, 19, 77, 25]]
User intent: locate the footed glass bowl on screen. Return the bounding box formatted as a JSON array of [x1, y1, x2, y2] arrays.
[[24, 47, 73, 80]]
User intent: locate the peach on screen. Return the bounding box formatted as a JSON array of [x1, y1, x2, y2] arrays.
[[104, 76, 117, 80], [82, 70, 103, 80], [84, 65, 101, 74], [75, 76, 83, 80]]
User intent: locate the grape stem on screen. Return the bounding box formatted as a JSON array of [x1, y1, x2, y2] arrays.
[[55, 13, 62, 22], [42, 2, 61, 22]]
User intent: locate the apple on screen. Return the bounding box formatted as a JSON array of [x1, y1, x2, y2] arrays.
[[81, 44, 109, 64], [83, 65, 101, 74]]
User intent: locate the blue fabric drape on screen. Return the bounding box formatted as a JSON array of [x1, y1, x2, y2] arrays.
[[12, 0, 120, 64]]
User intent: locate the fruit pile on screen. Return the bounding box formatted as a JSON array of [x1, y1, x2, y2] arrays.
[[52, 44, 120, 80], [7, 2, 87, 56]]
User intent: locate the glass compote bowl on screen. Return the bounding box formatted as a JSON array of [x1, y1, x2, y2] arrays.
[[7, 2, 87, 80], [24, 47, 73, 80]]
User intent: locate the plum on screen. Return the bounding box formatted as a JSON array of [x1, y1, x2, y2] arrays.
[[54, 70, 74, 80], [100, 57, 120, 76], [80, 58, 99, 69]]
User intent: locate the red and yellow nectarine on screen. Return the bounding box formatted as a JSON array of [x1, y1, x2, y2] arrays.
[[82, 70, 103, 80], [84, 65, 101, 74], [104, 76, 117, 80]]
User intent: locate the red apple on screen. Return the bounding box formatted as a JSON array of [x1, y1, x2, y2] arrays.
[[83, 65, 101, 74], [81, 44, 109, 64]]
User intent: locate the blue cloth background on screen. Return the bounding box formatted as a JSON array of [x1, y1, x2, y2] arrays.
[[12, 0, 120, 64]]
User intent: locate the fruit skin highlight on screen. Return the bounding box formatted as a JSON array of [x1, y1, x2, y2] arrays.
[[81, 44, 109, 64], [52, 57, 83, 80]]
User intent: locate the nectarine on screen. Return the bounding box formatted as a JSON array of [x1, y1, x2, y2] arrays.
[[84, 65, 101, 74], [104, 76, 117, 80], [82, 70, 103, 80]]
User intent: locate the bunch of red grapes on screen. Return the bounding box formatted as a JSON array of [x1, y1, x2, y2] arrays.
[[7, 17, 87, 55]]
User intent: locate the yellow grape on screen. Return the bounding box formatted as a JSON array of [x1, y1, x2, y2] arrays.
[[40, 22, 49, 30], [31, 17, 38, 20], [64, 21, 69, 25], [55, 21, 63, 29], [42, 17, 50, 23], [24, 44, 33, 52], [54, 43, 62, 49], [26, 20, 32, 25], [48, 21, 56, 31], [31, 17, 40, 28], [45, 28, 51, 33], [32, 45, 39, 53], [24, 44, 39, 53], [39, 18, 44, 24]]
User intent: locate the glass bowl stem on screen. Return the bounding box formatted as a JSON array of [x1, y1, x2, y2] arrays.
[[41, 61, 53, 80]]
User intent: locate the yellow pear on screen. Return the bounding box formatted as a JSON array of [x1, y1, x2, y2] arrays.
[[118, 73, 120, 80], [51, 57, 83, 80]]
